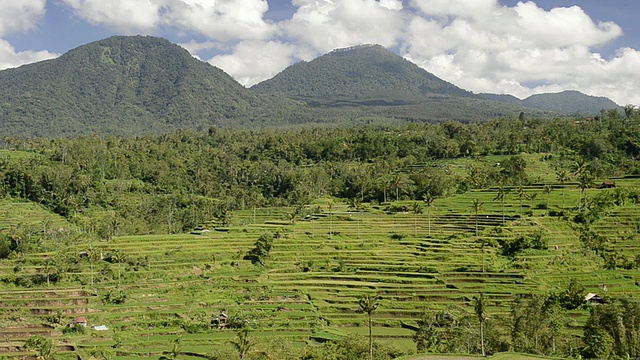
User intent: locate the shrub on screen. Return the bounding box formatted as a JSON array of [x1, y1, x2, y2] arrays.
[[101, 289, 128, 304], [63, 323, 87, 335]]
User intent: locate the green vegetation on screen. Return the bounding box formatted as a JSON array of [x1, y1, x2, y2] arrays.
[[482, 90, 621, 115], [0, 110, 640, 359], [0, 36, 622, 138], [0, 36, 292, 137]]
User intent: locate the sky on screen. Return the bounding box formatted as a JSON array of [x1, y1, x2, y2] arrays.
[[1, 0, 639, 106]]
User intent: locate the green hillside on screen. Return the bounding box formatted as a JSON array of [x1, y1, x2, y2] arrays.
[[252, 44, 560, 122], [0, 37, 624, 137], [0, 36, 287, 137], [252, 44, 472, 101], [0, 112, 640, 359], [522, 90, 621, 114], [481, 90, 622, 115]]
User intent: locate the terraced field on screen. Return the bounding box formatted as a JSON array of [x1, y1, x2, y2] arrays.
[[1, 179, 640, 359]]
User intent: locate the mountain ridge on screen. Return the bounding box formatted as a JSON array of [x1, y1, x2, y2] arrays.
[[0, 35, 271, 137], [252, 43, 473, 102], [0, 36, 623, 137], [480, 90, 621, 114]]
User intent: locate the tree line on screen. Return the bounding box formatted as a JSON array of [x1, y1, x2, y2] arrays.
[[0, 110, 639, 240]]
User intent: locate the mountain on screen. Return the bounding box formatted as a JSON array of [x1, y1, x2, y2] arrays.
[[252, 44, 472, 103], [0, 37, 623, 138], [252, 45, 558, 122], [0, 35, 277, 137], [522, 90, 620, 114], [255, 44, 620, 119], [480, 90, 620, 115]]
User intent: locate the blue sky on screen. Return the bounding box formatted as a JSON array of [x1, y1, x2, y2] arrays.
[[1, 0, 639, 105]]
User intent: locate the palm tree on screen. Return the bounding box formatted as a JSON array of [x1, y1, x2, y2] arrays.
[[423, 192, 435, 238], [577, 170, 594, 212], [111, 249, 124, 284], [348, 197, 364, 239], [358, 294, 381, 360], [327, 200, 334, 239], [390, 173, 411, 202], [493, 184, 509, 226], [230, 326, 253, 360], [287, 209, 299, 239], [471, 199, 484, 239], [572, 158, 590, 210], [528, 192, 538, 213], [87, 243, 100, 287], [162, 337, 182, 360], [473, 293, 487, 357], [516, 186, 526, 221], [410, 202, 423, 237], [555, 168, 570, 211], [471, 199, 486, 272], [24, 335, 54, 360]]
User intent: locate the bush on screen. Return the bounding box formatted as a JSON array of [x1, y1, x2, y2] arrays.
[[499, 230, 547, 257], [101, 289, 128, 304], [62, 323, 87, 335]]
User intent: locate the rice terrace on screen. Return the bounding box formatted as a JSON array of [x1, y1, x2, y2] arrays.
[[1, 110, 640, 360], [0, 33, 640, 360]]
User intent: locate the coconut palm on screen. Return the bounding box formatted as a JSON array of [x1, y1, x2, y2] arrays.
[[411, 202, 423, 237], [423, 192, 435, 238], [230, 327, 253, 360], [473, 293, 487, 357], [471, 199, 486, 272], [358, 294, 381, 360], [493, 184, 509, 225], [516, 186, 527, 221], [555, 168, 570, 211]]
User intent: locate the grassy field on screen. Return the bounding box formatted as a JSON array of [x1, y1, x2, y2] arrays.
[[1, 155, 640, 359]]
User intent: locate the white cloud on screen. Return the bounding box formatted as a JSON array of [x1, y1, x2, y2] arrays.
[[283, 0, 405, 53], [178, 40, 226, 59], [164, 0, 273, 41], [0, 0, 46, 36], [61, 0, 161, 32], [205, 0, 407, 87], [401, 1, 633, 105], [410, 0, 499, 20], [0, 0, 58, 70], [209, 40, 301, 86], [0, 38, 58, 70], [61, 0, 274, 41]]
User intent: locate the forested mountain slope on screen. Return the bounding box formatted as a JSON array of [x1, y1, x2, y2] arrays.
[[0, 37, 623, 137], [522, 90, 621, 114], [480, 90, 621, 115], [0, 36, 281, 137], [252, 44, 562, 121], [252, 44, 472, 102]]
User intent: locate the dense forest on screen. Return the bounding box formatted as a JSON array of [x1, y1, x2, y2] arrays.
[[1, 108, 638, 238]]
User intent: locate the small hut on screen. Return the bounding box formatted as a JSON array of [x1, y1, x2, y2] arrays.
[[585, 293, 605, 304], [211, 311, 229, 328], [72, 317, 88, 327], [599, 181, 616, 189]]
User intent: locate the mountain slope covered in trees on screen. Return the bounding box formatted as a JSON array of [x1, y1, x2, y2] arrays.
[[481, 90, 621, 115], [252, 44, 472, 102], [252, 44, 564, 122], [0, 36, 293, 137], [0, 37, 624, 137]]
